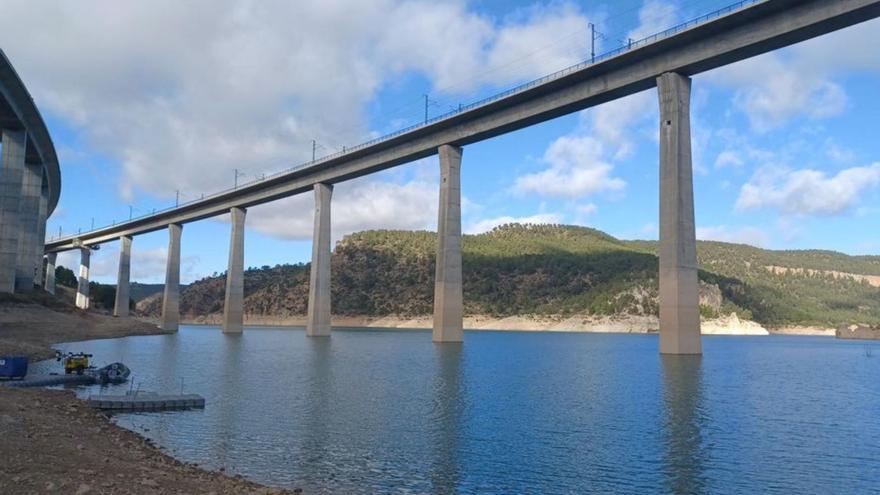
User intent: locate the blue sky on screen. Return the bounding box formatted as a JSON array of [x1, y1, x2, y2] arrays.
[[1, 0, 878, 284]]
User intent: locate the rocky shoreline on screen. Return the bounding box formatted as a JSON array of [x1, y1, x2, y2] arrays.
[[0, 387, 294, 494], [836, 324, 880, 340], [176, 312, 837, 337], [0, 296, 170, 361]]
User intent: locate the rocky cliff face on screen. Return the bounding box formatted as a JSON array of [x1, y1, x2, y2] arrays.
[[837, 324, 880, 340]]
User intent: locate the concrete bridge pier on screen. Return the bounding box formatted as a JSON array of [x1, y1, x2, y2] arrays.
[[44, 252, 56, 295], [657, 72, 701, 355], [161, 224, 182, 331], [76, 247, 90, 310], [15, 162, 42, 292], [307, 183, 333, 337], [114, 235, 132, 317], [0, 129, 26, 293], [223, 207, 246, 333], [34, 184, 48, 289], [433, 144, 464, 343]]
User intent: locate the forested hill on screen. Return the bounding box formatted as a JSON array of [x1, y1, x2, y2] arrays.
[[138, 224, 880, 328]]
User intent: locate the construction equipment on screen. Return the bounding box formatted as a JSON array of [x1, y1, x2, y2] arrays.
[[56, 351, 92, 375]]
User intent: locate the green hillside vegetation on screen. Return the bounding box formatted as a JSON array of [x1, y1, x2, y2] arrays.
[[130, 283, 168, 302], [54, 266, 134, 311], [139, 224, 880, 328], [54, 266, 77, 288], [628, 240, 880, 325]]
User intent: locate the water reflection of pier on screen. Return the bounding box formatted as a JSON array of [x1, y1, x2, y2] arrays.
[[430, 344, 466, 495], [296, 337, 333, 491], [212, 332, 245, 471], [661, 355, 706, 494]]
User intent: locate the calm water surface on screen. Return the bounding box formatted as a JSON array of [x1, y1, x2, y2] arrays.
[[44, 326, 880, 494]]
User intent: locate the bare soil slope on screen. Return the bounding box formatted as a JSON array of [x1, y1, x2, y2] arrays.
[[0, 290, 168, 361]]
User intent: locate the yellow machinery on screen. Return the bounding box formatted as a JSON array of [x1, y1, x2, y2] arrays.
[[56, 351, 93, 375]]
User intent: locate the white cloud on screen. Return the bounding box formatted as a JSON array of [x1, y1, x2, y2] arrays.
[[576, 203, 598, 216], [735, 163, 880, 215], [731, 61, 846, 132], [480, 4, 588, 88], [786, 17, 880, 75], [512, 88, 658, 199], [509, 0, 669, 202], [0, 0, 590, 204], [715, 150, 744, 169], [705, 17, 880, 132], [246, 178, 439, 242], [513, 135, 625, 198], [56, 251, 80, 275], [825, 140, 856, 164], [591, 91, 655, 160], [465, 213, 562, 235], [627, 0, 679, 41], [689, 87, 711, 176], [696, 225, 768, 248], [132, 247, 200, 282], [56, 245, 199, 283]]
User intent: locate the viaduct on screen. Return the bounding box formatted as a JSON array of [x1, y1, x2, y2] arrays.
[[0, 51, 60, 297], [3, 0, 878, 354]]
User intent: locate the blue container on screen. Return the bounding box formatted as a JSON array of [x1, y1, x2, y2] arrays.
[[0, 356, 28, 379]]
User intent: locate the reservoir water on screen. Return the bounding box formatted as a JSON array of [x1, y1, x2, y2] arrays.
[[47, 326, 879, 494]]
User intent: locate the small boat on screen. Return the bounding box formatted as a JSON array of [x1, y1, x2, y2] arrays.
[[90, 362, 131, 384]]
